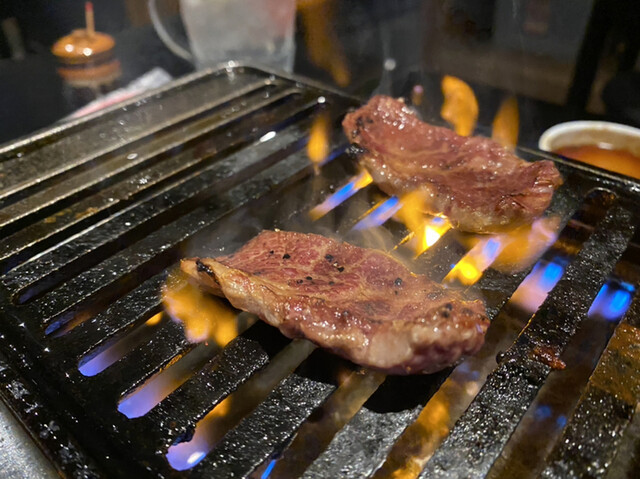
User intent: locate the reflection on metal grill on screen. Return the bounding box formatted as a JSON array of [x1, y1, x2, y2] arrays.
[[0, 66, 638, 478]]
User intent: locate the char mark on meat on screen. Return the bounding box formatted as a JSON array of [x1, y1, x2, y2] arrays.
[[181, 230, 489, 374], [342, 95, 563, 233]]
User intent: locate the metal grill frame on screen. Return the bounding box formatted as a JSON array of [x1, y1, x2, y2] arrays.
[[0, 65, 639, 478]]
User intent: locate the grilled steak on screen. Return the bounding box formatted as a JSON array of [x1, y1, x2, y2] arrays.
[[181, 231, 488, 374], [343, 95, 563, 233]]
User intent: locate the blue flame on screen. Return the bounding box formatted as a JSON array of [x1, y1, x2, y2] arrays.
[[588, 280, 635, 321], [310, 175, 370, 219], [509, 257, 567, 313], [352, 196, 401, 230], [185, 451, 206, 468], [539, 260, 564, 289], [78, 349, 117, 377], [261, 459, 277, 479], [534, 404, 552, 421], [483, 238, 501, 259], [328, 181, 358, 205]]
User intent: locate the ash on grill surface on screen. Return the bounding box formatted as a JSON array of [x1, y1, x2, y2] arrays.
[[0, 66, 638, 479]]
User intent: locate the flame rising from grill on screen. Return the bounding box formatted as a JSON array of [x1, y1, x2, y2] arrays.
[[162, 271, 239, 345], [444, 218, 560, 286], [383, 395, 451, 479], [441, 75, 478, 136], [353, 196, 402, 230], [309, 170, 373, 220], [116, 271, 245, 419], [145, 312, 163, 326], [307, 111, 332, 170], [78, 312, 165, 377], [298, 0, 351, 87], [445, 237, 504, 285], [492, 96, 519, 148], [167, 340, 316, 470], [491, 217, 560, 273], [393, 191, 451, 256]]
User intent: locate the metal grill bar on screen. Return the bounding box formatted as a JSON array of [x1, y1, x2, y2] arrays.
[[57, 273, 167, 355], [419, 204, 636, 478], [0, 87, 300, 270], [0, 84, 286, 235], [302, 373, 449, 479], [270, 370, 387, 477], [86, 320, 194, 400], [4, 100, 319, 301], [485, 277, 630, 477], [540, 293, 640, 478], [94, 325, 290, 471], [143, 322, 289, 449], [18, 129, 328, 332], [0, 67, 639, 479], [0, 71, 269, 197], [191, 350, 339, 477], [68, 322, 291, 474], [0, 350, 104, 478]]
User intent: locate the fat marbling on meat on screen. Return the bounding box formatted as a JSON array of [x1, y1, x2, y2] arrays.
[[343, 95, 562, 233], [181, 230, 488, 374]]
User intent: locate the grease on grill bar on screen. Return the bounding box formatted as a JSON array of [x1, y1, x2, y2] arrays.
[[0, 66, 638, 479]]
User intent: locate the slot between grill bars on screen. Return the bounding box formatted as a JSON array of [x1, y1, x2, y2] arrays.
[[0, 66, 638, 479]]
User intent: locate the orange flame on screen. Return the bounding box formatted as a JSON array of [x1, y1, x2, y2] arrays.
[[441, 75, 478, 136], [307, 111, 331, 169], [445, 237, 505, 285], [145, 312, 163, 326], [445, 217, 561, 286], [492, 96, 519, 149], [491, 216, 560, 273], [395, 191, 425, 236], [375, 394, 451, 479], [353, 170, 373, 189], [394, 191, 450, 256], [298, 0, 351, 87], [162, 271, 239, 346]]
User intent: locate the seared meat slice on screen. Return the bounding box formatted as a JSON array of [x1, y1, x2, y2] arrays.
[[181, 230, 488, 374], [343, 95, 562, 233]]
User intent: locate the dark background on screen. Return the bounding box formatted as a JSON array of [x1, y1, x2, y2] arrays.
[[1, 0, 639, 146]]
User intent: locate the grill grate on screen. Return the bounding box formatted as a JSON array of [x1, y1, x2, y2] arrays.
[[0, 66, 639, 478]]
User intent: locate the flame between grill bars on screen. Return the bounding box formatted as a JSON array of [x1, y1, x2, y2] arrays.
[[0, 66, 639, 479]]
